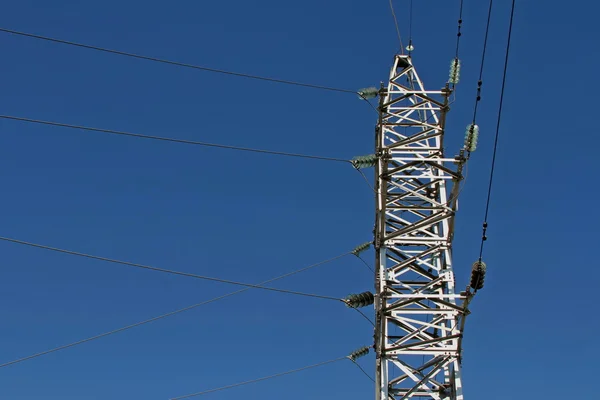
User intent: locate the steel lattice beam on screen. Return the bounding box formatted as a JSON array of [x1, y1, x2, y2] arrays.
[[374, 55, 466, 400]]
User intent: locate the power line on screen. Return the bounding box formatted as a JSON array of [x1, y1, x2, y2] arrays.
[[0, 236, 341, 302], [0, 251, 350, 369], [170, 357, 347, 399], [0, 115, 350, 164], [356, 254, 374, 274], [388, 0, 404, 53], [478, 0, 516, 260], [450, 0, 465, 92], [0, 27, 357, 95], [356, 167, 376, 193], [2, 113, 381, 194], [469, 0, 494, 127], [354, 308, 375, 327], [408, 0, 414, 53], [454, 0, 465, 58], [350, 359, 375, 382]]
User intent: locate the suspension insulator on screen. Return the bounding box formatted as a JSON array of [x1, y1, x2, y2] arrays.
[[351, 154, 377, 169], [348, 346, 370, 361], [357, 87, 379, 100], [470, 260, 487, 291], [464, 124, 479, 152], [344, 291, 375, 308], [352, 242, 371, 256], [449, 58, 462, 84]]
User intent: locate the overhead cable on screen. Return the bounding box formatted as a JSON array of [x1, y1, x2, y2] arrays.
[[466, 0, 494, 145], [454, 0, 465, 58], [0, 236, 340, 301], [355, 255, 374, 274], [170, 357, 346, 399], [353, 308, 375, 327], [408, 0, 414, 53], [478, 0, 516, 261], [0, 115, 350, 164], [0, 28, 357, 95], [350, 359, 375, 382], [0, 251, 351, 369], [449, 0, 465, 89], [388, 0, 404, 53], [170, 346, 371, 399]]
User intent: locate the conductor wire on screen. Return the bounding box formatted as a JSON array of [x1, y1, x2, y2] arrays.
[[350, 359, 375, 382], [0, 115, 350, 164], [170, 357, 348, 399], [388, 0, 404, 53], [470, 0, 494, 126], [0, 236, 341, 301], [478, 0, 516, 260], [0, 252, 350, 369], [0, 28, 357, 95]]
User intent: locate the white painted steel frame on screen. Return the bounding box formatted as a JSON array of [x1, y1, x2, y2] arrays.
[[374, 55, 465, 400]]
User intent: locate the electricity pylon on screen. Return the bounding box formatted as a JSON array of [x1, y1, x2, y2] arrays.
[[372, 55, 467, 400]]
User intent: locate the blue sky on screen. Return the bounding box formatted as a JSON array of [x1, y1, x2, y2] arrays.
[[0, 1, 597, 399]]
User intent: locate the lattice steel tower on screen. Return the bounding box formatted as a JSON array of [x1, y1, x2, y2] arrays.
[[372, 55, 469, 400]]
